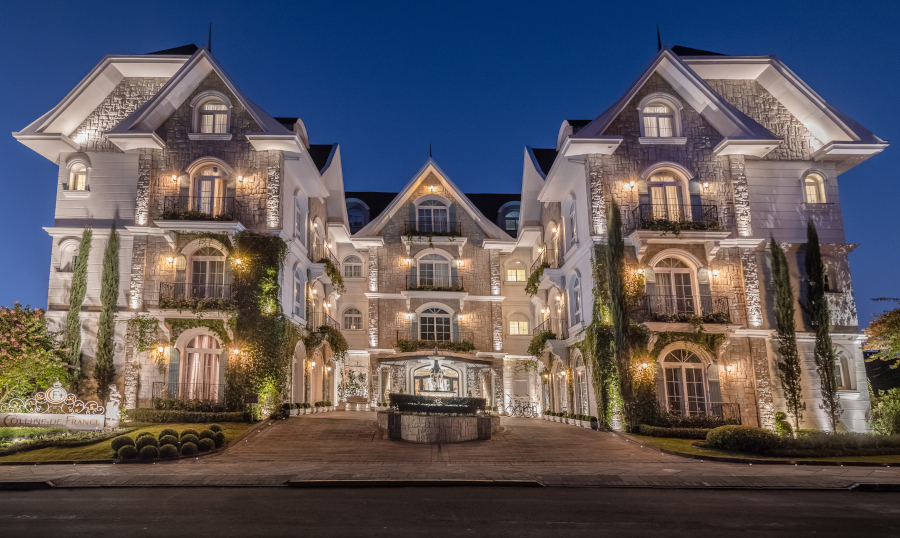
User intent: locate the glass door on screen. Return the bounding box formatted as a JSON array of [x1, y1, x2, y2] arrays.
[[196, 178, 214, 214]]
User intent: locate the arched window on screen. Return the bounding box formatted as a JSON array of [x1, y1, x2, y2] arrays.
[[662, 348, 706, 415], [652, 257, 695, 316], [293, 268, 305, 317], [200, 102, 228, 133], [804, 173, 826, 204], [343, 307, 363, 330], [348, 207, 365, 231], [419, 307, 451, 341], [497, 202, 521, 233], [565, 198, 578, 249], [189, 246, 226, 299], [417, 253, 451, 289], [508, 313, 529, 335], [182, 334, 222, 401], [648, 173, 684, 220], [69, 163, 87, 191], [343, 255, 363, 278], [58, 240, 80, 272], [642, 104, 675, 137], [417, 199, 449, 233], [570, 275, 583, 325], [506, 260, 526, 282]]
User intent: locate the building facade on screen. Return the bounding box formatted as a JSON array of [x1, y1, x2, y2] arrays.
[[14, 44, 886, 431]]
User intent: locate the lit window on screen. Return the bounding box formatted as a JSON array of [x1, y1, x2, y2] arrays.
[[417, 199, 449, 233], [419, 307, 451, 341], [642, 104, 675, 137], [804, 173, 826, 204], [505, 210, 519, 231], [199, 102, 228, 134], [506, 262, 526, 282], [570, 275, 583, 325], [662, 349, 706, 415], [294, 269, 305, 317], [343, 255, 363, 278], [343, 307, 363, 330], [509, 316, 529, 335], [417, 253, 451, 289], [69, 163, 87, 191]]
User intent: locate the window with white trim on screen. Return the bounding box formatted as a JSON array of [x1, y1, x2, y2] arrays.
[[190, 247, 226, 299], [199, 102, 228, 134], [58, 241, 79, 272], [508, 313, 529, 335], [343, 255, 363, 278], [565, 200, 578, 248], [642, 104, 675, 137], [419, 307, 451, 341], [293, 268, 305, 317], [182, 334, 222, 401], [417, 199, 449, 232], [652, 257, 695, 316], [662, 348, 706, 415], [418, 253, 451, 288], [570, 275, 583, 325], [804, 173, 826, 204], [69, 163, 87, 191], [343, 307, 363, 330], [506, 261, 526, 282]]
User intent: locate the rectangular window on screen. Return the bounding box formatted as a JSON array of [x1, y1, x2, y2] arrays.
[[665, 368, 683, 412], [643, 116, 658, 137], [509, 321, 529, 335], [657, 116, 673, 137], [344, 265, 362, 278], [506, 269, 526, 282], [344, 315, 362, 330], [200, 115, 215, 134], [213, 114, 228, 134]]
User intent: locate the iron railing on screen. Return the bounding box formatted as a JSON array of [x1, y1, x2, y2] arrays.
[[667, 401, 742, 424], [405, 275, 465, 292], [401, 221, 462, 236], [396, 330, 475, 350], [626, 203, 720, 234], [308, 311, 340, 331], [533, 317, 569, 340], [530, 248, 560, 275], [158, 282, 234, 310], [309, 242, 338, 265], [638, 293, 730, 324], [152, 382, 225, 403], [160, 196, 244, 222]]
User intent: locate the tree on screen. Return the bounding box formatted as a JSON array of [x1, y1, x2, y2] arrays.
[[863, 298, 900, 368], [65, 226, 91, 396], [870, 388, 900, 436], [93, 222, 119, 405], [770, 236, 803, 432], [804, 220, 842, 430], [0, 303, 70, 406], [606, 201, 635, 428]]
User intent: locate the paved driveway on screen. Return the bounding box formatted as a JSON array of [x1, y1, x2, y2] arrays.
[[2, 412, 899, 488]]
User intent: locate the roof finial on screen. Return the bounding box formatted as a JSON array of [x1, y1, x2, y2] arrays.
[[657, 24, 662, 52], [208, 23, 212, 53], [429, 143, 432, 159]]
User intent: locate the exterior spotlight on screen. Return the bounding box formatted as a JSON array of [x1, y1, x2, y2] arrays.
[[233, 348, 240, 355], [313, 222, 318, 228], [428, 185, 436, 192], [310, 361, 316, 367], [458, 315, 465, 321], [641, 362, 649, 369], [538, 247, 544, 253], [235, 258, 243, 266], [703, 181, 709, 189], [404, 258, 411, 264], [166, 256, 174, 265], [552, 227, 558, 233], [238, 175, 248, 184], [726, 365, 734, 372], [712, 269, 720, 277], [158, 346, 165, 353], [456, 260, 463, 266]]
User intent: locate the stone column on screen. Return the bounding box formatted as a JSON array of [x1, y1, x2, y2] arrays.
[[129, 235, 147, 311], [489, 251, 503, 351], [135, 152, 151, 226], [750, 337, 776, 430], [587, 154, 607, 236], [740, 248, 763, 328], [265, 151, 282, 229], [729, 155, 751, 238], [492, 363, 505, 411], [368, 248, 379, 347]]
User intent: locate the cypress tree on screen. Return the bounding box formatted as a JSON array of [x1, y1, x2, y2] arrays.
[[804, 220, 842, 430], [65, 227, 91, 396], [770, 236, 803, 432], [606, 201, 634, 427], [93, 222, 119, 405]]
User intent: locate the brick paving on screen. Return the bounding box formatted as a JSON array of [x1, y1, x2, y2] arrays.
[[2, 412, 900, 489]]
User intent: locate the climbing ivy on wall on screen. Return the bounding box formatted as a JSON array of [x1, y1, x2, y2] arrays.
[[525, 262, 549, 297], [165, 318, 232, 347]]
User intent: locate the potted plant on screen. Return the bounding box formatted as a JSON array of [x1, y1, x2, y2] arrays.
[[282, 403, 291, 419], [589, 416, 599, 430], [553, 412, 560, 423]]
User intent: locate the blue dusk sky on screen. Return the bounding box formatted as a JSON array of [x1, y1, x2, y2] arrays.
[[0, 0, 897, 327]]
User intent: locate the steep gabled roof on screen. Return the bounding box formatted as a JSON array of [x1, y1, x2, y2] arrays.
[[148, 44, 199, 56], [307, 144, 336, 173], [354, 159, 513, 241], [528, 148, 558, 178]]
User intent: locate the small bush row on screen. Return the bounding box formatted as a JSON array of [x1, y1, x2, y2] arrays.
[[151, 398, 227, 413], [543, 411, 597, 421], [701, 425, 900, 457], [314, 401, 333, 407], [283, 403, 312, 410], [125, 409, 247, 424], [112, 424, 227, 460], [638, 424, 711, 440]]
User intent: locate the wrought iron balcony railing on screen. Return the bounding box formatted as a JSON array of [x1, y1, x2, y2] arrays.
[[626, 203, 720, 234], [308, 311, 340, 331], [309, 241, 338, 265], [405, 275, 465, 292], [152, 382, 225, 404], [637, 293, 730, 324], [159, 196, 244, 222], [395, 330, 475, 352], [158, 282, 235, 311], [401, 221, 462, 236], [530, 248, 560, 275], [532, 317, 569, 340]]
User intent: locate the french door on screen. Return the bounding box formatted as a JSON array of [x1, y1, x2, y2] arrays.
[[192, 259, 225, 298], [196, 178, 214, 214], [649, 178, 683, 221]]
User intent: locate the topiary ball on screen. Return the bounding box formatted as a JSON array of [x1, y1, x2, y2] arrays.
[[159, 435, 179, 447], [198, 429, 215, 440], [118, 445, 138, 460], [213, 431, 226, 448], [136, 431, 154, 441], [180, 429, 199, 439], [159, 428, 178, 439], [136, 436, 160, 450], [158, 444, 179, 459], [197, 438, 215, 452], [111, 435, 135, 452], [139, 445, 160, 460], [208, 424, 223, 433], [180, 442, 198, 456], [180, 434, 199, 446]]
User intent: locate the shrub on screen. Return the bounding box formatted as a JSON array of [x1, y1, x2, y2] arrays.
[[136, 436, 159, 450], [159, 444, 179, 458], [180, 434, 200, 446], [198, 429, 215, 440], [118, 445, 138, 459], [136, 431, 155, 441], [159, 435, 179, 447], [774, 412, 793, 438], [768, 432, 900, 458], [181, 442, 198, 456], [151, 397, 227, 413], [159, 428, 178, 439], [705, 425, 781, 453], [648, 412, 738, 429], [208, 424, 223, 433], [639, 424, 711, 439], [871, 388, 900, 436], [139, 445, 160, 460], [213, 431, 226, 448], [111, 435, 135, 452], [180, 429, 200, 438], [125, 409, 246, 424], [198, 438, 215, 452]]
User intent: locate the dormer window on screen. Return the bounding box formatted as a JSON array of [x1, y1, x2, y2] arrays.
[[200, 102, 228, 134], [189, 91, 233, 140], [804, 173, 826, 204], [69, 163, 87, 191], [642, 104, 674, 137], [637, 93, 685, 144], [416, 199, 449, 233]]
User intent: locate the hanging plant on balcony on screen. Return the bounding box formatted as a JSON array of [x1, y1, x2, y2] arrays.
[[301, 324, 348, 361], [317, 258, 346, 295], [395, 339, 475, 353], [525, 262, 549, 297], [527, 330, 556, 358]]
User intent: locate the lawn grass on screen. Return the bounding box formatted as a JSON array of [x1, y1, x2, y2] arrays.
[[629, 433, 900, 464], [0, 422, 252, 462]]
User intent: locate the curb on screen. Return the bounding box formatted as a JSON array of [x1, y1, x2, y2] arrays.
[[288, 479, 544, 488], [0, 481, 55, 490], [614, 431, 899, 468]]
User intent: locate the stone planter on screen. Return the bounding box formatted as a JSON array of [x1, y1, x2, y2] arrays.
[[378, 412, 500, 443]]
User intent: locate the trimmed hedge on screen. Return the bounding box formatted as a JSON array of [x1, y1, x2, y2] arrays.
[[198, 438, 215, 452], [139, 445, 160, 460], [208, 424, 223, 433], [181, 442, 198, 456], [159, 435, 179, 447], [180, 429, 200, 438], [135, 431, 155, 441], [136, 436, 159, 450], [180, 434, 200, 446], [638, 424, 711, 440], [647, 412, 738, 430], [159, 428, 179, 439], [198, 429, 215, 440], [767, 432, 900, 458], [125, 409, 246, 424], [111, 435, 135, 452], [159, 444, 179, 458], [118, 445, 138, 459], [389, 393, 485, 415], [213, 431, 226, 448], [0, 428, 133, 458], [705, 425, 781, 453]]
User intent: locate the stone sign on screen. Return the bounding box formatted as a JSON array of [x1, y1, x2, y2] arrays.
[[0, 381, 120, 430]]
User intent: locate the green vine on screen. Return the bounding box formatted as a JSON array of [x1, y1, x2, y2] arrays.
[[528, 330, 556, 358], [525, 262, 549, 296], [124, 314, 165, 374], [301, 324, 349, 361], [396, 339, 474, 353], [405, 229, 459, 249], [648, 330, 726, 362], [164, 318, 232, 347], [319, 258, 346, 295]]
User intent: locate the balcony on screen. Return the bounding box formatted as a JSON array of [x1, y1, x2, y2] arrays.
[[159, 196, 244, 222], [626, 203, 720, 234], [395, 330, 475, 353], [152, 382, 225, 407], [402, 221, 462, 237], [405, 275, 465, 292], [309, 241, 338, 265], [533, 317, 569, 340], [308, 311, 340, 331], [637, 293, 730, 324], [530, 248, 561, 275], [158, 282, 235, 311]]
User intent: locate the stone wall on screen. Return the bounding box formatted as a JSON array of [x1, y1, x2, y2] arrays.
[[69, 78, 169, 152]]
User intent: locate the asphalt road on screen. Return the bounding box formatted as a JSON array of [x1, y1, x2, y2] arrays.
[[1, 487, 898, 537]]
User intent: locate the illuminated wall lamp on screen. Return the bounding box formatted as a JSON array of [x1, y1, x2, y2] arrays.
[[628, 180, 636, 190], [641, 362, 649, 369], [552, 227, 558, 233], [238, 175, 248, 184], [233, 348, 241, 355], [538, 247, 544, 253], [312, 289, 318, 295], [726, 365, 734, 372], [171, 174, 178, 184], [234, 258, 243, 266], [428, 185, 436, 192], [636, 268, 644, 275], [456, 260, 463, 266], [712, 269, 720, 277], [404, 258, 411, 264], [166, 256, 174, 265], [326, 366, 332, 372], [702, 181, 710, 189]]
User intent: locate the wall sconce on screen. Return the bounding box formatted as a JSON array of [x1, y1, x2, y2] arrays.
[[312, 289, 318, 295], [157, 345, 165, 354], [456, 260, 463, 266], [702, 181, 710, 190], [458, 315, 465, 321], [313, 222, 318, 228], [404, 258, 411, 264], [543, 374, 549, 379], [233, 348, 241, 355], [325, 302, 332, 308], [712, 269, 720, 277], [428, 185, 436, 192], [404, 312, 413, 319], [326, 366, 332, 372], [538, 247, 544, 253], [555, 295, 562, 302], [641, 362, 649, 369], [726, 365, 734, 372], [238, 175, 248, 184], [636, 268, 644, 275], [552, 227, 558, 233], [310, 361, 316, 368], [628, 180, 636, 190], [166, 256, 174, 265], [234, 258, 243, 266], [327, 243, 333, 249], [171, 174, 178, 184]]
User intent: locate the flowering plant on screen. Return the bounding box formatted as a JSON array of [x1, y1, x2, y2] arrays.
[[0, 302, 70, 406]]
